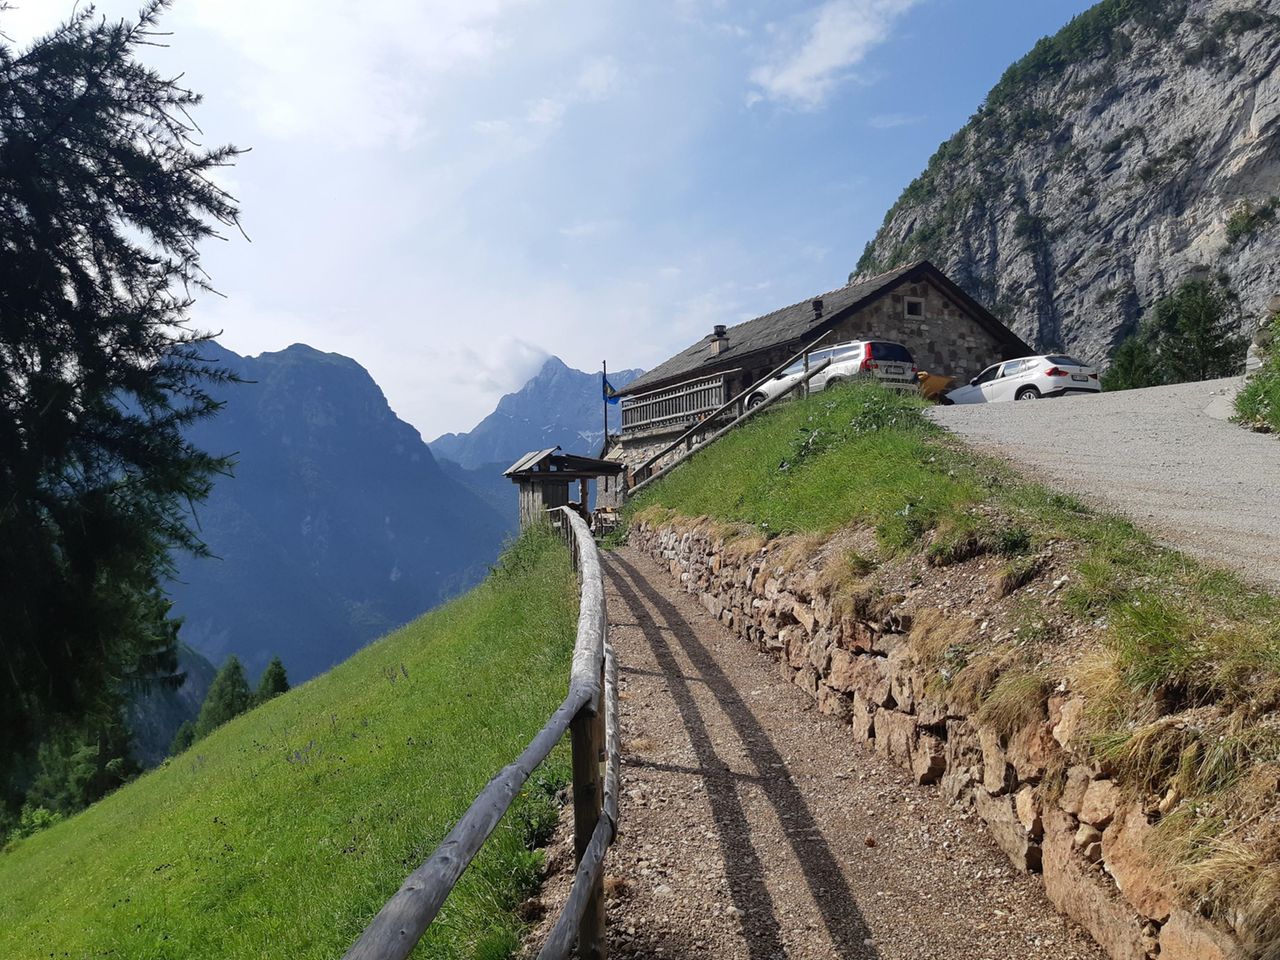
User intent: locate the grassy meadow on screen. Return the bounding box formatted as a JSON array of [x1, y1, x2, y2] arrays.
[[0, 529, 577, 960], [626, 382, 1280, 947]]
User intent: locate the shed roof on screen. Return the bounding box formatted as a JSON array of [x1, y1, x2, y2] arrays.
[[620, 260, 1030, 396], [503, 446, 625, 480]]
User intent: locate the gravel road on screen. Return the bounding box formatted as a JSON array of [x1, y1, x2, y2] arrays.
[[929, 377, 1280, 590], [535, 547, 1103, 959]]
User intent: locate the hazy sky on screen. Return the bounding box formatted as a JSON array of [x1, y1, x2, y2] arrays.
[[4, 0, 1094, 439]]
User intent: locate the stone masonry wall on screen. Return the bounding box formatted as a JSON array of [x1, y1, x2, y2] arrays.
[[825, 278, 1013, 383], [629, 519, 1246, 960]]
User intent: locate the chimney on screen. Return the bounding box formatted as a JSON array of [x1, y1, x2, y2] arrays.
[[812, 297, 824, 321], [710, 324, 728, 355]]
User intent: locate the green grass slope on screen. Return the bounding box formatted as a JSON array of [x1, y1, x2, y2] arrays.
[[0, 530, 577, 960]]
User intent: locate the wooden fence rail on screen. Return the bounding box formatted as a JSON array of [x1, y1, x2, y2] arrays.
[[342, 507, 618, 960]]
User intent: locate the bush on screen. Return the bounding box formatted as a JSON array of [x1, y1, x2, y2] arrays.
[[1235, 313, 1280, 431], [4, 804, 63, 846], [1226, 197, 1279, 246]]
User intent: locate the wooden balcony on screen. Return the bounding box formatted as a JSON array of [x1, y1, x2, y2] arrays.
[[620, 371, 739, 434]]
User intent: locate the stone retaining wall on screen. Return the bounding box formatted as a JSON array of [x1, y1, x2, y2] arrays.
[[630, 519, 1245, 960]]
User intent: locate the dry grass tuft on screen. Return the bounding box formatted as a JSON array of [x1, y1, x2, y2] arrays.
[[771, 533, 827, 575], [975, 669, 1050, 738], [827, 577, 879, 625], [720, 525, 767, 563], [816, 547, 877, 594], [1154, 817, 1280, 958], [908, 607, 971, 669], [948, 651, 1012, 715]]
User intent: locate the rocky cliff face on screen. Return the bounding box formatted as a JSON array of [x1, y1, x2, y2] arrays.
[[854, 0, 1280, 365]]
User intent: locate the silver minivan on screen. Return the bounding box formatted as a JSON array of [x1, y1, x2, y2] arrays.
[[747, 340, 918, 407]]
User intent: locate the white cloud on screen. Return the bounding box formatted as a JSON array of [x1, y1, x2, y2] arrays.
[[576, 56, 621, 101], [527, 97, 568, 126], [749, 0, 921, 109], [182, 0, 534, 148], [868, 111, 925, 128], [559, 220, 621, 238]]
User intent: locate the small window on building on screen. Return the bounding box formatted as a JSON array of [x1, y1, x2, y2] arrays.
[[904, 297, 925, 319]]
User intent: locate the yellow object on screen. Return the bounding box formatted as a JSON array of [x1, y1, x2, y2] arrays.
[[916, 371, 957, 402]]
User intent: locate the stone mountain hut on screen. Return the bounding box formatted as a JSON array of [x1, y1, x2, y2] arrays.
[[607, 260, 1030, 473]]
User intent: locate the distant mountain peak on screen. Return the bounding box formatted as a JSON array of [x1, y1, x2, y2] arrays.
[[429, 358, 643, 470]]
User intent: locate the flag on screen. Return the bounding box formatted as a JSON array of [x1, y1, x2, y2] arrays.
[[602, 374, 620, 404]]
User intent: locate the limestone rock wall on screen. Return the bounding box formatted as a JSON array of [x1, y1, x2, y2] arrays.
[[855, 0, 1280, 361], [630, 519, 1245, 960]]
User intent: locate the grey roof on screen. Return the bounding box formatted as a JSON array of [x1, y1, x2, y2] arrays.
[[503, 446, 625, 478], [503, 447, 559, 475], [619, 260, 1029, 396]]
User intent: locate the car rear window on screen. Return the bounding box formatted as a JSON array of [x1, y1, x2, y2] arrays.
[[1044, 355, 1087, 367], [869, 342, 913, 362]]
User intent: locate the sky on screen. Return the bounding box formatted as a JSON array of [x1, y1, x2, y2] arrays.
[[3, 0, 1096, 439]]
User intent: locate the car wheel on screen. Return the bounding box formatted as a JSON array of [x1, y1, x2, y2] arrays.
[[1015, 386, 1040, 401], [825, 377, 845, 390], [747, 393, 766, 409]]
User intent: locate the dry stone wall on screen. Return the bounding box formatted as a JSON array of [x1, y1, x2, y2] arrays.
[[629, 518, 1245, 960]]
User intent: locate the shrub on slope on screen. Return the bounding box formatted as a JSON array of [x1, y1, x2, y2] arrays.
[[0, 529, 577, 960], [1237, 313, 1280, 432]]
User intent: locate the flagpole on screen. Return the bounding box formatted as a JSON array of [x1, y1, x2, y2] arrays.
[[602, 359, 609, 454]]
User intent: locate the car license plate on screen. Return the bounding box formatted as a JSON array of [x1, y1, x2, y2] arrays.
[[886, 365, 904, 375], [1071, 374, 1088, 382]]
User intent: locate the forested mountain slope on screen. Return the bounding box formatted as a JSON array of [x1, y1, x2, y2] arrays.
[[169, 342, 509, 682], [854, 0, 1280, 364]]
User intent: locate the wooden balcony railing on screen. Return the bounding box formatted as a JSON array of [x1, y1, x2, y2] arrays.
[[620, 371, 738, 433]]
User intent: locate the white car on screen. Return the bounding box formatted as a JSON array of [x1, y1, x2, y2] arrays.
[[946, 355, 1100, 404], [747, 340, 918, 408]]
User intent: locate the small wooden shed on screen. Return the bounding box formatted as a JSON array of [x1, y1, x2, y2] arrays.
[[504, 446, 625, 530]]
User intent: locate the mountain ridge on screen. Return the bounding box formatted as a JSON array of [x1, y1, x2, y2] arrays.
[[168, 341, 509, 682]]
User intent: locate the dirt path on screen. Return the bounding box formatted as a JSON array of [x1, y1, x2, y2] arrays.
[[929, 377, 1280, 589], [586, 546, 1103, 960]]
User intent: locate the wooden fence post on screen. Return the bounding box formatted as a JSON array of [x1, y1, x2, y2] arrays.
[[569, 685, 607, 958]]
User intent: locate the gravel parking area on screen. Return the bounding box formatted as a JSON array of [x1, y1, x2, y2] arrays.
[[531, 547, 1103, 960], [930, 377, 1280, 590]]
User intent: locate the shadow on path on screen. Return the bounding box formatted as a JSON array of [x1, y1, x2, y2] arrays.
[[608, 552, 875, 959]]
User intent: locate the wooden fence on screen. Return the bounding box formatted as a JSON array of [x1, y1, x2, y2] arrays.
[[342, 507, 619, 960]]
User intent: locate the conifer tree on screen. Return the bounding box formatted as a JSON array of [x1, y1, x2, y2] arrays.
[[256, 657, 290, 704], [169, 720, 196, 756], [193, 657, 255, 740], [1103, 278, 1246, 390], [0, 1, 243, 804]]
